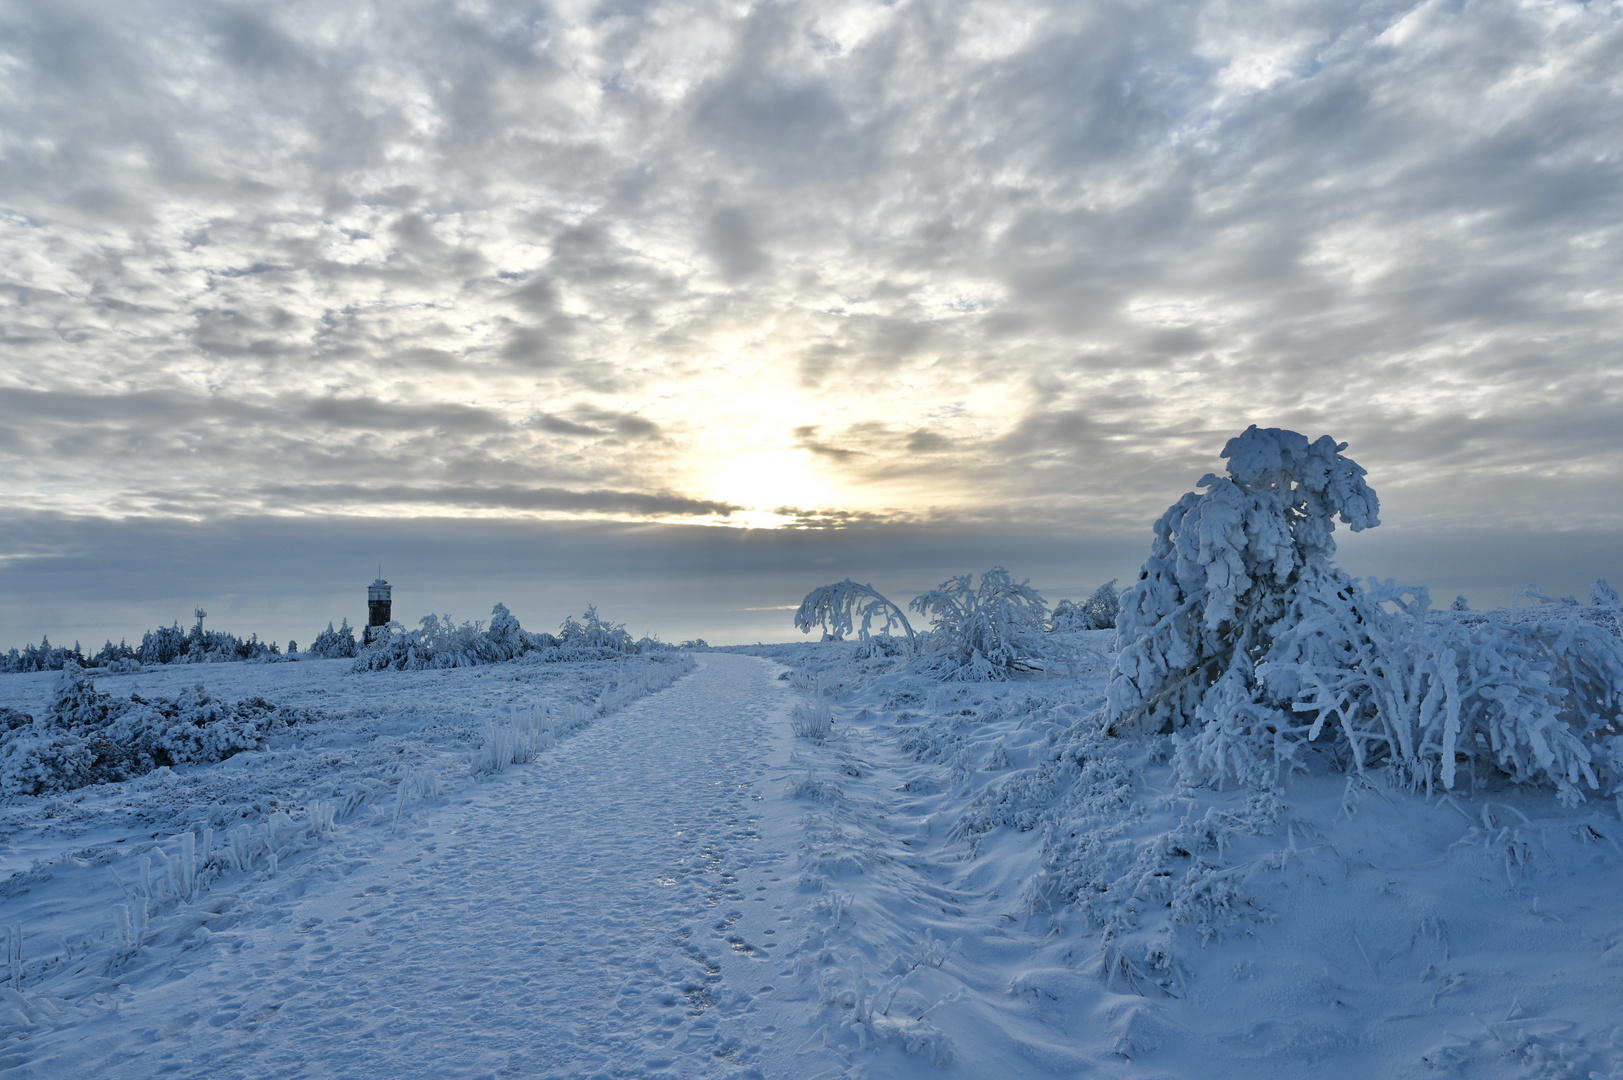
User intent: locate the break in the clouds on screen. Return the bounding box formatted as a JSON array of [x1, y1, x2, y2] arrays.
[[2, 0, 1622, 536]]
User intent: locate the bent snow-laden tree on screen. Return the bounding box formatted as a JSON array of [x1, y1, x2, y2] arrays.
[[1107, 425, 1623, 801], [794, 580, 917, 653], [796, 570, 1052, 677], [1108, 426, 1381, 737]]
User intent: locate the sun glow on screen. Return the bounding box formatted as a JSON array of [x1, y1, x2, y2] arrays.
[[703, 445, 836, 527]]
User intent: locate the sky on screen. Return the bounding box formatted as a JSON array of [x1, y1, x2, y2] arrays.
[[2, 0, 1621, 648]]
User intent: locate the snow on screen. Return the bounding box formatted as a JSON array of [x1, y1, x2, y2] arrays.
[[2, 631, 1621, 1076], [3, 653, 810, 1078]]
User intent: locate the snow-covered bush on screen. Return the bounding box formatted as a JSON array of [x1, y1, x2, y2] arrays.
[[108, 686, 285, 770], [0, 665, 301, 797], [554, 605, 635, 657], [1595, 579, 1620, 606], [353, 602, 637, 671], [1256, 599, 1623, 800], [1107, 425, 1623, 801], [1052, 581, 1121, 631], [1514, 584, 1580, 607], [791, 696, 833, 741], [306, 618, 358, 659], [355, 608, 524, 671], [1049, 600, 1085, 631], [911, 567, 1050, 680], [794, 580, 917, 652]]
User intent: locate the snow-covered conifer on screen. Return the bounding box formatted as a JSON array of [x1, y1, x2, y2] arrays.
[[308, 619, 358, 659]]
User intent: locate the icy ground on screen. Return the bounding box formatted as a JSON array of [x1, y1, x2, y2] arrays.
[[3, 644, 1623, 1078]]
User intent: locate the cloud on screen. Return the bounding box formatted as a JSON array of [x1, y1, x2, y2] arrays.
[[254, 483, 738, 518], [0, 0, 1618, 557], [704, 207, 770, 283]]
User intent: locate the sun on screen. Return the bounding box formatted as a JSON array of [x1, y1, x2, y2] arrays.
[[704, 445, 835, 526]]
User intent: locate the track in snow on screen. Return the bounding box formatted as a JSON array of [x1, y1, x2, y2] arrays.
[[18, 653, 810, 1079]]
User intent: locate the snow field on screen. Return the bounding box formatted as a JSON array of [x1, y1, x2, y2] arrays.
[[0, 650, 700, 1070], [756, 638, 1623, 1078], [3, 624, 1621, 1077], [4, 653, 815, 1079]]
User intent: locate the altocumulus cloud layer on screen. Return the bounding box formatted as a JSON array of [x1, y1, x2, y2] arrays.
[[2, 0, 1621, 641]]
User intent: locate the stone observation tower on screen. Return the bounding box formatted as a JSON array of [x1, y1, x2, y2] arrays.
[[366, 576, 392, 643]]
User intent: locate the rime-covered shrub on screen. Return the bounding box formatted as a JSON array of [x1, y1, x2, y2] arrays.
[[795, 580, 917, 651], [1052, 581, 1121, 632], [307, 618, 359, 659], [0, 665, 299, 797], [1596, 579, 1620, 607], [1108, 426, 1623, 801], [1050, 600, 1086, 632], [1249, 595, 1623, 801], [1515, 584, 1581, 607], [911, 567, 1050, 680], [356, 608, 523, 671], [107, 686, 283, 769], [354, 602, 622, 671], [792, 571, 1051, 677], [551, 606, 637, 659]]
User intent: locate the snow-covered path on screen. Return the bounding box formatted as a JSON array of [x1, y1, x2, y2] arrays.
[[17, 654, 810, 1079]]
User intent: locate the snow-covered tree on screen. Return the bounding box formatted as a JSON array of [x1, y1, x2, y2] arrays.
[[0, 635, 86, 673], [1108, 425, 1623, 801], [1052, 581, 1121, 631], [794, 580, 917, 651], [307, 619, 359, 659], [1108, 426, 1380, 738], [556, 605, 635, 655], [911, 567, 1049, 680]]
